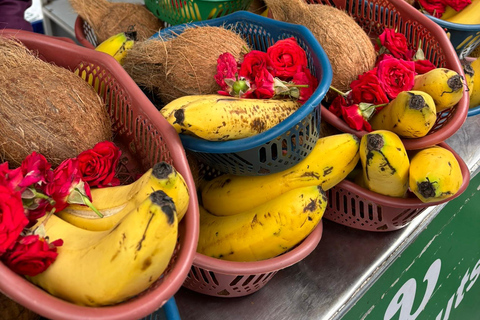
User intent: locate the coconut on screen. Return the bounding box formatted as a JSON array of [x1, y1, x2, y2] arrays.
[[0, 37, 112, 167], [123, 26, 250, 104], [69, 0, 163, 43], [264, 0, 377, 98]]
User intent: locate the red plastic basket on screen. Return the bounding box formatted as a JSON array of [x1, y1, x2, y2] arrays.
[[308, 0, 468, 150], [0, 29, 199, 320], [323, 142, 470, 232], [74, 15, 97, 49], [183, 221, 323, 297]]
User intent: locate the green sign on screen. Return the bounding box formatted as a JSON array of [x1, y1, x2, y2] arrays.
[[342, 172, 480, 320]]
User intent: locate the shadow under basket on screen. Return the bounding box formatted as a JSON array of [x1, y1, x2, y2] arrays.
[[0, 30, 199, 320], [323, 142, 470, 232], [183, 221, 323, 297]]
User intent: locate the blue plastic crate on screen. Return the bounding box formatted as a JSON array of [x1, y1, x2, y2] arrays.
[[153, 11, 332, 176], [425, 15, 480, 59]]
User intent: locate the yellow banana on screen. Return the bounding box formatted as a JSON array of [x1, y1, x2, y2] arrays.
[[370, 90, 437, 138], [409, 146, 463, 203], [95, 30, 137, 65], [461, 59, 475, 99], [201, 133, 360, 216], [29, 190, 178, 306], [168, 94, 301, 141], [412, 68, 465, 112], [359, 130, 410, 198], [469, 58, 480, 108], [198, 185, 326, 262], [446, 0, 480, 24], [440, 5, 459, 20], [56, 162, 189, 231]]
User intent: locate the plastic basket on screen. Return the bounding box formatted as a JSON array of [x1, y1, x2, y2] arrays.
[[0, 29, 199, 320], [74, 15, 97, 48], [323, 142, 470, 232], [425, 14, 480, 59], [183, 220, 323, 297], [152, 11, 332, 176], [308, 0, 468, 150], [144, 0, 253, 26]]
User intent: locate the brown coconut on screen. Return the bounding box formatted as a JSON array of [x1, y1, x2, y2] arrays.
[[0, 37, 112, 167], [123, 26, 250, 104], [69, 0, 163, 43], [264, 0, 377, 99]]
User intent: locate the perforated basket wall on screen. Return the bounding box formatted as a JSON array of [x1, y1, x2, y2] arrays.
[[323, 142, 470, 232], [309, 0, 468, 150], [153, 11, 332, 176], [183, 221, 323, 297], [0, 30, 199, 320], [144, 0, 253, 26]]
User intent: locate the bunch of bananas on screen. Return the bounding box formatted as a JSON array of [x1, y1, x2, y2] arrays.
[[440, 0, 480, 24], [197, 133, 360, 261], [351, 130, 463, 203], [160, 94, 301, 141], [94, 30, 137, 65], [28, 162, 189, 306]]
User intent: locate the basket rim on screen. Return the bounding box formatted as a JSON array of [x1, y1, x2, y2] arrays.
[[426, 13, 480, 30], [0, 29, 199, 320], [74, 15, 96, 49], [192, 219, 323, 275], [152, 10, 333, 154], [334, 141, 470, 209]]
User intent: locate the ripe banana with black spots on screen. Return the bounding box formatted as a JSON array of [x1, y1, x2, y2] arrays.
[[163, 94, 301, 141], [370, 90, 437, 138], [409, 146, 463, 203], [359, 130, 410, 198], [56, 162, 189, 231], [95, 30, 137, 65], [29, 190, 178, 306], [469, 58, 480, 108], [412, 68, 465, 112], [198, 185, 326, 262], [445, 0, 480, 24], [201, 133, 360, 216], [461, 59, 475, 99]]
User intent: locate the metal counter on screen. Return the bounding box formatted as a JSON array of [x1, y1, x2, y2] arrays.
[[173, 114, 480, 320]]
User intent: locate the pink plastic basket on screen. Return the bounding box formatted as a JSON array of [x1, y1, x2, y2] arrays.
[[323, 142, 470, 232], [183, 221, 323, 297], [308, 0, 468, 150], [0, 29, 199, 320], [74, 15, 97, 49]]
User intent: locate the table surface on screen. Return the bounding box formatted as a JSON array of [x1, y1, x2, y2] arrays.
[[173, 114, 480, 320]]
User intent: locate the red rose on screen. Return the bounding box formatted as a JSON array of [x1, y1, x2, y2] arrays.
[[252, 68, 275, 99], [0, 163, 23, 192], [239, 50, 273, 81], [267, 37, 308, 80], [292, 66, 318, 104], [77, 141, 121, 188], [350, 68, 390, 105], [417, 0, 446, 18], [214, 52, 239, 91], [443, 0, 471, 11], [2, 234, 63, 276], [329, 95, 347, 117], [341, 105, 372, 132], [414, 59, 437, 74], [20, 152, 52, 190], [0, 186, 28, 255], [377, 57, 416, 99], [376, 29, 414, 60]]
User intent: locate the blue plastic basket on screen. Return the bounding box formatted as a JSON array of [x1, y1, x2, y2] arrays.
[[425, 15, 480, 58], [153, 11, 332, 176]]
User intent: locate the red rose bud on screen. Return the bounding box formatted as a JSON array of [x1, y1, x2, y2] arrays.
[[267, 37, 308, 80], [77, 141, 121, 188], [377, 57, 416, 99], [329, 95, 347, 117], [214, 52, 239, 91], [253, 68, 275, 99], [341, 105, 369, 131], [2, 234, 63, 276], [292, 66, 317, 104], [19, 152, 52, 190], [0, 186, 28, 255]]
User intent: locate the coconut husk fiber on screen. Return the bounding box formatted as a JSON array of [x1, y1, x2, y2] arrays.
[[0, 37, 112, 167], [264, 0, 377, 99], [69, 0, 163, 43], [123, 26, 250, 104]]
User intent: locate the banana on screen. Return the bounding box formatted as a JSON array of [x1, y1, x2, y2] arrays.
[[440, 5, 459, 20], [95, 30, 137, 65], [370, 90, 437, 138], [359, 130, 410, 198], [28, 190, 178, 306], [409, 146, 463, 203], [167, 94, 301, 141], [446, 0, 480, 24], [412, 68, 465, 112], [198, 185, 326, 262], [469, 58, 480, 108], [461, 59, 475, 99], [201, 133, 360, 216], [56, 162, 189, 231]]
